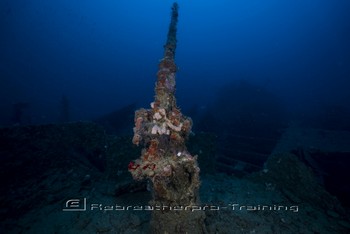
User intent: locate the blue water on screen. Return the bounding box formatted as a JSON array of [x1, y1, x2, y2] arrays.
[[1, 0, 349, 125]]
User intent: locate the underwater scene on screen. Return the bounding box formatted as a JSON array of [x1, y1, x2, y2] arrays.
[[1, 0, 350, 233]]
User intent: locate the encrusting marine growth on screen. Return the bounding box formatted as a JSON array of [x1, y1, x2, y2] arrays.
[[128, 2, 206, 233]]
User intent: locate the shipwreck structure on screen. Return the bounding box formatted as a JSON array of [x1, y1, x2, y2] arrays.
[[128, 3, 206, 233]]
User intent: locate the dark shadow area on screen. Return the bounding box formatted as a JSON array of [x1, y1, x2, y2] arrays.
[[11, 102, 31, 126], [93, 103, 136, 135], [191, 80, 288, 175], [196, 80, 287, 138], [309, 151, 350, 208], [302, 104, 350, 131]]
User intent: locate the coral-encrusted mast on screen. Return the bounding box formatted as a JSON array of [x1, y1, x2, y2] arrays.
[[155, 2, 178, 109], [128, 2, 206, 233]]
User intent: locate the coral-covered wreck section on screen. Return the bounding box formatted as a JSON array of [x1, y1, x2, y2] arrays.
[[128, 3, 206, 233], [130, 104, 195, 183]]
